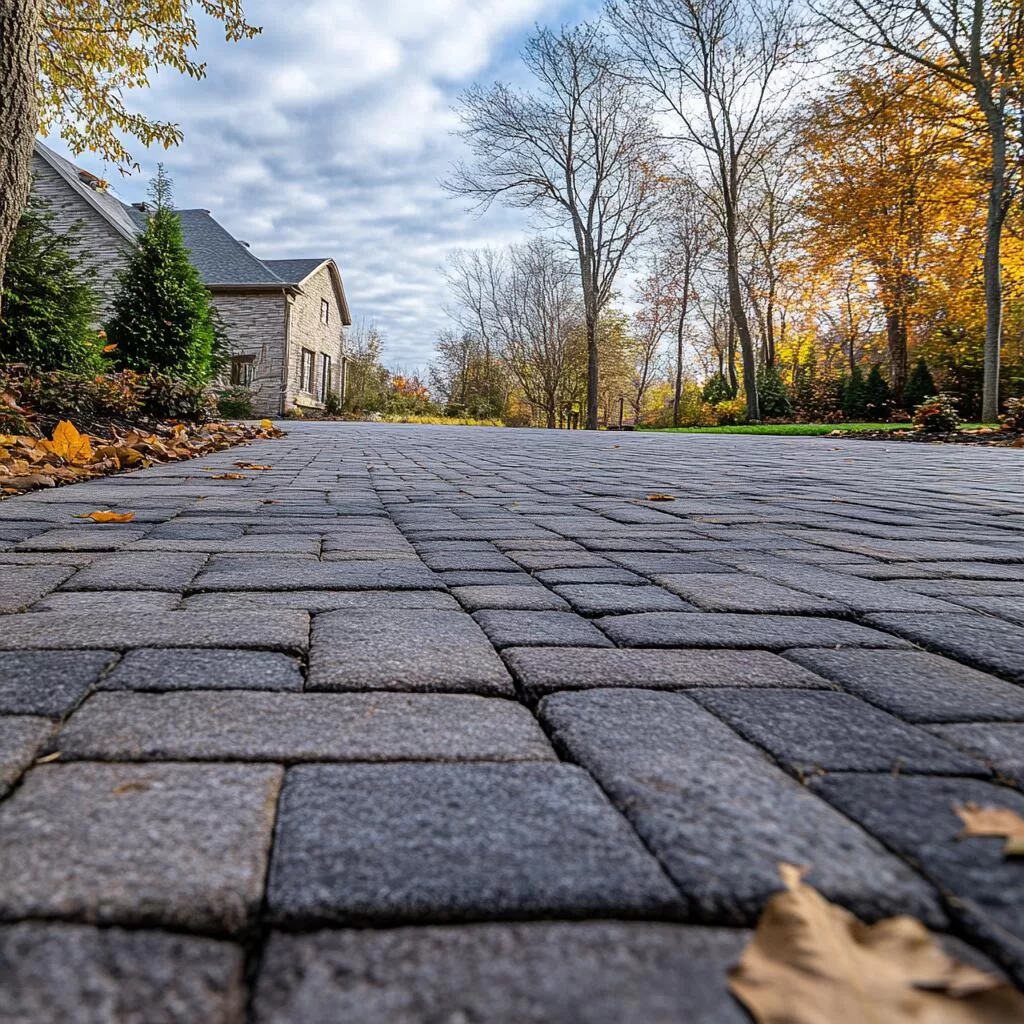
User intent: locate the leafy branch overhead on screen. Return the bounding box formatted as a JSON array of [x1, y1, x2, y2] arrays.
[[38, 1, 262, 168]]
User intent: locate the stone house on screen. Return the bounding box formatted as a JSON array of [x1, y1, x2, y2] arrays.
[[30, 140, 351, 417]]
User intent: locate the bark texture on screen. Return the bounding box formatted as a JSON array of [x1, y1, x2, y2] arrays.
[[0, 0, 41, 316]]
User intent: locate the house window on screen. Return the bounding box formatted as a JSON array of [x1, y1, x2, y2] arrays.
[[229, 354, 255, 387], [320, 299, 330, 325], [300, 348, 316, 394], [320, 354, 332, 401]]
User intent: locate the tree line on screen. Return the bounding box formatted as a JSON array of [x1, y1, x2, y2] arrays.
[[436, 0, 1023, 427]]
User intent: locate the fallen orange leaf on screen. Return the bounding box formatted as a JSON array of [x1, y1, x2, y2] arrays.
[[955, 803, 1024, 856], [73, 510, 136, 523], [646, 493, 676, 501], [728, 863, 1023, 1023], [46, 420, 93, 465], [234, 462, 272, 470], [209, 473, 248, 480]]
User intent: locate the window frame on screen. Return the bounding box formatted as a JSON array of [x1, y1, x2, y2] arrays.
[[320, 354, 332, 401], [229, 354, 255, 387], [300, 348, 316, 395], [320, 298, 330, 325]]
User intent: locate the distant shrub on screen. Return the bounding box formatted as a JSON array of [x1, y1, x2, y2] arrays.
[[714, 398, 749, 426], [756, 365, 792, 419], [323, 390, 343, 416], [864, 366, 893, 420], [913, 393, 961, 433], [999, 396, 1023, 431], [702, 372, 735, 406], [841, 366, 868, 420], [216, 387, 254, 420], [904, 357, 936, 410]]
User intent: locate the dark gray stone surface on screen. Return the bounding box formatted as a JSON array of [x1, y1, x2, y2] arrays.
[[253, 923, 751, 1024], [0, 565, 75, 612], [504, 647, 830, 702], [654, 572, 849, 614], [690, 689, 987, 775], [0, 650, 116, 715], [267, 763, 682, 926], [190, 557, 445, 591], [0, 610, 310, 651], [811, 774, 1024, 985], [451, 584, 570, 612], [58, 692, 556, 763], [183, 589, 460, 612], [32, 591, 181, 612], [62, 552, 207, 591], [552, 583, 693, 615], [0, 923, 246, 1024], [308, 609, 513, 694], [784, 648, 1024, 722], [99, 648, 304, 692], [925, 723, 1024, 786], [0, 717, 53, 796], [539, 689, 945, 927], [534, 566, 651, 586], [598, 612, 910, 649], [867, 613, 1024, 681], [473, 610, 614, 649], [0, 763, 282, 932]]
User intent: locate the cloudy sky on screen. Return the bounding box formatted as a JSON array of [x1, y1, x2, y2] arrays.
[[46, 0, 599, 369]]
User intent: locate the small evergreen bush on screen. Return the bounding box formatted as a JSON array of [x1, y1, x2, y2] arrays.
[[702, 372, 735, 406], [216, 387, 254, 419], [0, 195, 102, 373], [756, 364, 792, 419], [864, 366, 893, 420], [904, 358, 936, 410], [841, 366, 868, 420]]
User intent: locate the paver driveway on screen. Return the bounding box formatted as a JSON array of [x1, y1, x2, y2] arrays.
[[1, 422, 1023, 1021]]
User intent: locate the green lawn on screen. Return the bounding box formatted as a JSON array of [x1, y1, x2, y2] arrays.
[[642, 423, 992, 436]]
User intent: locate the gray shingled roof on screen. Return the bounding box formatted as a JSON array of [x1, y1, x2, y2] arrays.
[[176, 210, 286, 287], [263, 258, 328, 285]]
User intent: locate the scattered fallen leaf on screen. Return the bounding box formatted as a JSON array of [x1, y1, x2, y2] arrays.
[[260, 419, 275, 430], [728, 863, 1024, 1023], [1010, 437, 1024, 448], [73, 510, 136, 523], [102, 343, 118, 353], [34, 751, 61, 764], [43, 420, 93, 465], [209, 472, 248, 480], [955, 802, 1024, 857], [234, 462, 272, 470], [646, 493, 676, 501]]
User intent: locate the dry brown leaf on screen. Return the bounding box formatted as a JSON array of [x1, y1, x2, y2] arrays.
[[34, 751, 61, 764], [44, 420, 93, 465], [73, 510, 136, 523], [955, 803, 1024, 857], [646, 493, 676, 501], [209, 472, 248, 480], [728, 863, 1024, 1024], [234, 462, 272, 470]]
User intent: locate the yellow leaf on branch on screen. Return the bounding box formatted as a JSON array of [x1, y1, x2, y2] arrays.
[[728, 863, 1024, 1024]]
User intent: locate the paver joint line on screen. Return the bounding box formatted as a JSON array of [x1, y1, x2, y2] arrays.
[[1, 421, 1023, 1011]]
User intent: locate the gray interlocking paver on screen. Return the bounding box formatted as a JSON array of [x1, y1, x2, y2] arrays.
[[0, 763, 281, 932], [253, 923, 750, 1024], [690, 688, 987, 775], [0, 923, 246, 1024], [58, 692, 555, 763], [267, 763, 682, 926], [540, 689, 945, 926], [1, 422, 1021, 1012], [0, 650, 117, 715], [784, 649, 1024, 722]]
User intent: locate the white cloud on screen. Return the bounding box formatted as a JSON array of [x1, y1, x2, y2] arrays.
[[53, 0, 589, 367]]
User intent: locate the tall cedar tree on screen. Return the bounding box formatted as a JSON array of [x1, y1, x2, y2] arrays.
[[105, 167, 215, 380], [755, 364, 792, 419], [0, 193, 99, 372]]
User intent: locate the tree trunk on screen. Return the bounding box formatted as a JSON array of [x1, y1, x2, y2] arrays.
[[724, 178, 760, 421], [0, 0, 41, 316], [885, 306, 908, 406], [981, 120, 1006, 422], [546, 404, 556, 429], [672, 264, 691, 427], [585, 308, 599, 429], [727, 319, 738, 397]]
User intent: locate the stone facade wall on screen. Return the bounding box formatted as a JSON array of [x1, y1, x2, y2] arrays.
[[30, 155, 132, 324], [211, 292, 289, 417], [285, 265, 348, 411]]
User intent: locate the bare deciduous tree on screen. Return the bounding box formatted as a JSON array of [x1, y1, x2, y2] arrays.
[[0, 0, 42, 314], [608, 0, 804, 421], [816, 0, 1022, 421], [446, 23, 663, 429]]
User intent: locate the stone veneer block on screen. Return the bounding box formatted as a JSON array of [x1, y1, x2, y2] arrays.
[[98, 648, 304, 692], [0, 651, 116, 716], [0, 717, 53, 796], [0, 763, 282, 932], [472, 611, 613, 650]]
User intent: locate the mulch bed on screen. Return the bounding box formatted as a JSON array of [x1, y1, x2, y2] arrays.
[[832, 428, 1023, 447]]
